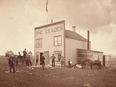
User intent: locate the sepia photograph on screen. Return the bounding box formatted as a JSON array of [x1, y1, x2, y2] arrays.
[[0, 0, 116, 87]]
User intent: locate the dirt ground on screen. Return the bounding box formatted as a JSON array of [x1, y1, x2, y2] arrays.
[[0, 56, 116, 87]]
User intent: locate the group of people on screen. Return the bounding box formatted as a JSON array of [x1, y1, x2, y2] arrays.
[[8, 49, 32, 73], [39, 53, 65, 69], [50, 54, 72, 68], [50, 54, 64, 67], [17, 49, 32, 67], [9, 50, 72, 73]]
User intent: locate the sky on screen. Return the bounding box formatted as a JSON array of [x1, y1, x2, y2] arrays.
[[0, 0, 116, 55]]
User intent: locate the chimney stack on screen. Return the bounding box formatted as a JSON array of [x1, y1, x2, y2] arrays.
[[51, 19, 53, 23], [72, 26, 76, 32], [87, 30, 90, 50]]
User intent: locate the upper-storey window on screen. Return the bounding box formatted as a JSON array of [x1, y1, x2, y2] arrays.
[[54, 35, 62, 46], [36, 38, 42, 48]]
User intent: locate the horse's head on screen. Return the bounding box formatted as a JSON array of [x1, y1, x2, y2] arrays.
[[5, 51, 14, 59], [5, 52, 10, 58]]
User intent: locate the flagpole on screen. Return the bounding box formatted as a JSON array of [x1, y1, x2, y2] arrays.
[[46, 0, 48, 24], [47, 11, 48, 24]]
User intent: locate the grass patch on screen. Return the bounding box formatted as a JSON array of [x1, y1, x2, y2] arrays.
[[0, 56, 116, 87]]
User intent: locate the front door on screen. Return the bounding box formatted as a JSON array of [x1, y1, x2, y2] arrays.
[[44, 51, 49, 65]]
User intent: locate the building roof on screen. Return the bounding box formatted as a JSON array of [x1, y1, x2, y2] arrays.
[[77, 48, 103, 53], [35, 20, 65, 30], [65, 30, 88, 42]]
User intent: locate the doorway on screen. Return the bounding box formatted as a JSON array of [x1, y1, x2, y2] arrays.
[[36, 52, 39, 65], [40, 53, 43, 65], [44, 51, 49, 65], [103, 56, 105, 66]]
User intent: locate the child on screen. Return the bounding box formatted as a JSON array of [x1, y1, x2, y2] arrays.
[[68, 59, 72, 68]]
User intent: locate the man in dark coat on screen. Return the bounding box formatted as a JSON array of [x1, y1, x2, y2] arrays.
[[9, 57, 15, 73], [50, 54, 56, 67], [40, 53, 45, 69]]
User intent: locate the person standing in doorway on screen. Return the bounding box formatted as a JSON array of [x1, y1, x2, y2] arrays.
[[40, 53, 45, 69], [50, 54, 56, 67], [36, 55, 39, 66], [58, 53, 61, 62]]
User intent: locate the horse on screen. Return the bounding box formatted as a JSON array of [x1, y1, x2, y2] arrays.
[[81, 59, 101, 70], [5, 51, 32, 67], [5, 51, 26, 67], [5, 51, 18, 66], [15, 54, 32, 67], [16, 53, 32, 67]]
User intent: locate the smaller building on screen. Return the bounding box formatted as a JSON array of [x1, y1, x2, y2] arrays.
[[103, 55, 116, 67], [77, 49, 103, 65]]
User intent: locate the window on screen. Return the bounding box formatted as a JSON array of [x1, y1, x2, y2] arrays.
[[54, 35, 62, 46], [36, 38, 42, 48]]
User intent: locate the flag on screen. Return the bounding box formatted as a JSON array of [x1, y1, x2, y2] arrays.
[[46, 0, 48, 12]]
